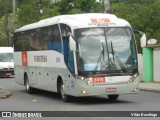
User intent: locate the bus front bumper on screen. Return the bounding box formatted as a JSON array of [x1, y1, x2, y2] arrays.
[[72, 77, 139, 97]]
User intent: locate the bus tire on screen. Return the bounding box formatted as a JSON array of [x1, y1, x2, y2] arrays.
[[24, 74, 35, 94], [60, 81, 70, 102], [108, 94, 119, 101]]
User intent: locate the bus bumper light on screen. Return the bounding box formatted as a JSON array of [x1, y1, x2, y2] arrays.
[[81, 90, 87, 94], [128, 73, 138, 83], [132, 88, 139, 92]]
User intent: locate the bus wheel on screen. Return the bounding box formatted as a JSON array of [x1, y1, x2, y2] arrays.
[[60, 81, 70, 102], [24, 74, 34, 94], [108, 95, 119, 101]]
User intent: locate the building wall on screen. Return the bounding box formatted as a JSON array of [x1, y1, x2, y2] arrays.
[[153, 48, 160, 82], [138, 54, 143, 81]]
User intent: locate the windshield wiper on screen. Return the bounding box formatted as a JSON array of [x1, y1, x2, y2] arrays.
[[111, 42, 126, 72], [95, 42, 104, 70]]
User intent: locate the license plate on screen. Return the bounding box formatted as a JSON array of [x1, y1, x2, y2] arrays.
[[106, 88, 117, 92], [92, 77, 105, 83], [6, 73, 11, 76]]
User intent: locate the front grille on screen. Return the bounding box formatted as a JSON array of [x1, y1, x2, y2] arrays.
[[3, 68, 14, 71], [9, 68, 14, 70]]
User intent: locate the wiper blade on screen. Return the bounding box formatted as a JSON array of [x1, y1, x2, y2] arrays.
[[95, 42, 105, 70], [111, 42, 126, 72]]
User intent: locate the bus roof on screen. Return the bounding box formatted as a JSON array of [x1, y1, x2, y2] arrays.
[[15, 13, 131, 32], [0, 47, 13, 53]]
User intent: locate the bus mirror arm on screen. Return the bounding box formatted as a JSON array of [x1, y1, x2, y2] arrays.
[[134, 30, 146, 47], [69, 35, 76, 52]]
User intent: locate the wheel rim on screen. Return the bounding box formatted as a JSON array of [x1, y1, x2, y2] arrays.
[[25, 77, 29, 91], [61, 84, 65, 99]]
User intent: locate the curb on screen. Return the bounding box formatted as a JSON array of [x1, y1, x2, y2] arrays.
[[0, 88, 13, 99], [139, 82, 160, 93], [139, 88, 160, 93]]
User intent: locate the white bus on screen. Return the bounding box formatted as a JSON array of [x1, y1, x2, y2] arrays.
[[0, 47, 14, 77], [14, 13, 146, 102]]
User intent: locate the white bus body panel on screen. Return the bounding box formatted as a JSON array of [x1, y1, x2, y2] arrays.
[[15, 13, 131, 33], [14, 51, 68, 91]]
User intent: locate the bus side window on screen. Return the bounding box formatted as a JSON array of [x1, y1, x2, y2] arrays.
[[63, 36, 69, 65], [63, 36, 75, 74], [30, 29, 42, 50], [42, 28, 50, 50], [60, 24, 75, 74], [14, 33, 22, 51], [48, 25, 62, 52]]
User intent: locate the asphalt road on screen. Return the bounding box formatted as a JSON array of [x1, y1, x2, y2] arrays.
[[0, 77, 160, 120]]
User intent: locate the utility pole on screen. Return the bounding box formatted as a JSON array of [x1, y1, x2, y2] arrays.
[[4, 0, 10, 46], [12, 0, 16, 14], [104, 0, 110, 13]]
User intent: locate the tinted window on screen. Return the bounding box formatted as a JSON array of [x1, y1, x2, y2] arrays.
[[14, 24, 62, 52]]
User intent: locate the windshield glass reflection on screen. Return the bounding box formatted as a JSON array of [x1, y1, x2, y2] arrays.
[[0, 53, 13, 62], [75, 27, 137, 73]]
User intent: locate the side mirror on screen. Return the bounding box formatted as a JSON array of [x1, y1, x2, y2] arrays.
[[134, 30, 146, 47], [69, 35, 76, 52], [140, 33, 147, 47]]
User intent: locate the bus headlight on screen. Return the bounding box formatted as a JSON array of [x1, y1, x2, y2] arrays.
[[133, 73, 139, 78], [78, 76, 92, 85], [128, 73, 139, 83], [78, 76, 85, 81]]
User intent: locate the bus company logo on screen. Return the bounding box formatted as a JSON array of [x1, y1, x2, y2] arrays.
[[22, 51, 28, 66], [90, 18, 111, 24], [34, 55, 47, 62], [89, 18, 116, 26]]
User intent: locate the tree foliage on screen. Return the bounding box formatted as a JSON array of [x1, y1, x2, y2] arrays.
[[0, 0, 160, 52], [111, 0, 160, 53], [0, 0, 18, 46], [16, 0, 103, 26]]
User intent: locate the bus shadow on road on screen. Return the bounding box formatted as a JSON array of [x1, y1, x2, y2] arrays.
[[21, 89, 62, 101], [71, 96, 135, 105], [21, 89, 135, 105]]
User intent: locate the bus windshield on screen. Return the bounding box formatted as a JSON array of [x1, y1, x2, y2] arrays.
[[0, 53, 13, 62], [75, 27, 137, 74]]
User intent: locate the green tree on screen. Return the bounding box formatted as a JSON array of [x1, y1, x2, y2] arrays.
[[16, 0, 103, 26], [0, 13, 18, 46], [0, 0, 18, 46], [54, 0, 102, 14], [17, 0, 41, 26], [1, 0, 160, 50], [111, 0, 160, 53], [0, 0, 13, 18]]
